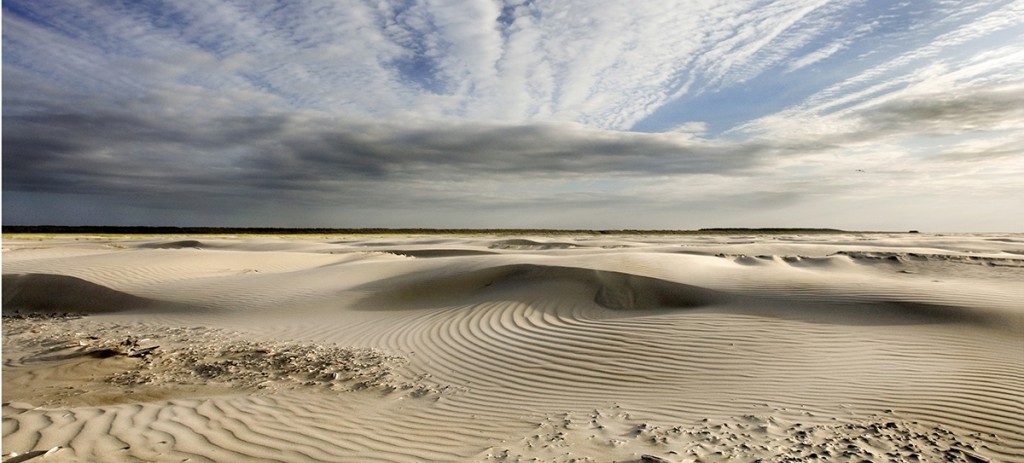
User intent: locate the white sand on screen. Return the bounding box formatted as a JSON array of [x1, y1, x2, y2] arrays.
[[2, 233, 1022, 462]]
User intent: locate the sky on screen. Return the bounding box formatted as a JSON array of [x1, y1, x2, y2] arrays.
[[3, 0, 1023, 231]]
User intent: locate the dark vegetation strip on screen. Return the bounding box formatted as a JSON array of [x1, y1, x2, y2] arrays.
[[1, 226, 877, 235]]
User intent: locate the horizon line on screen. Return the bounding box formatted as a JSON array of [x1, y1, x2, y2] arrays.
[[2, 225, 924, 235]]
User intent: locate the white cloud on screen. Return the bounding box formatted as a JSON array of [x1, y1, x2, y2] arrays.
[[667, 121, 710, 138], [786, 36, 852, 72]]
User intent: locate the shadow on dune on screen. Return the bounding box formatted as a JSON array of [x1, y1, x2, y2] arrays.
[[135, 239, 206, 249], [488, 239, 581, 250], [356, 264, 727, 312], [2, 273, 177, 314], [732, 299, 1014, 329], [385, 249, 499, 258]]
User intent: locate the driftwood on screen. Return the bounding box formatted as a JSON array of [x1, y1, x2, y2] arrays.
[[3, 446, 60, 463], [127, 346, 159, 357], [120, 336, 159, 358]]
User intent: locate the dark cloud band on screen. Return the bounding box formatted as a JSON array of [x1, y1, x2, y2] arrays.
[[3, 109, 762, 200]]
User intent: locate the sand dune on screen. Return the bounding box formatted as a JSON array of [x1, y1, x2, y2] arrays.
[[3, 273, 169, 313], [3, 233, 1022, 462], [358, 263, 727, 311]]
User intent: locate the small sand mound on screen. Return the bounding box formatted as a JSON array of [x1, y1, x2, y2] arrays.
[[2, 273, 161, 314], [591, 270, 724, 310]]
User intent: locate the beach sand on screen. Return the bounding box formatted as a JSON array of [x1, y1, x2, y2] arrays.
[[3, 233, 1022, 462]]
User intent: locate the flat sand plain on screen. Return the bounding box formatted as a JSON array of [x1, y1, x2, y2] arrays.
[[3, 233, 1022, 462]]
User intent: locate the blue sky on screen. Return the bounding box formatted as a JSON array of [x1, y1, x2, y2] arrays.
[[3, 0, 1023, 230]]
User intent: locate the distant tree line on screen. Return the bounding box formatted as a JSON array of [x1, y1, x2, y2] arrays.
[[2, 225, 863, 235]]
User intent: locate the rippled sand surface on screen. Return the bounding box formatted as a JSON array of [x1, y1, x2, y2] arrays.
[[3, 233, 1022, 462]]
